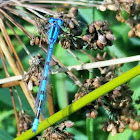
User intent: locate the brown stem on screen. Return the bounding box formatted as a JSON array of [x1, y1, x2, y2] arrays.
[[0, 33, 35, 113], [0, 18, 24, 72], [0, 47, 20, 135], [10, 88, 21, 136], [4, 7, 36, 25], [0, 81, 19, 88], [47, 84, 54, 116]]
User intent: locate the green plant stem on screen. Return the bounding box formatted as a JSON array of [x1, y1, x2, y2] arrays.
[[86, 118, 94, 140], [14, 64, 140, 140]]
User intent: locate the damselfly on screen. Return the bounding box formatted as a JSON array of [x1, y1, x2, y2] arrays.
[[32, 17, 63, 133]]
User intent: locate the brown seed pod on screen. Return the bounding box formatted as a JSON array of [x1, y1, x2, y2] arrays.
[[118, 127, 125, 133], [88, 24, 95, 33], [111, 127, 117, 136], [64, 121, 74, 128], [90, 110, 98, 119], [35, 37, 40, 45], [96, 40, 104, 50], [131, 122, 139, 131], [106, 33, 116, 41], [94, 20, 104, 30], [93, 77, 101, 88], [107, 123, 114, 132], [31, 75, 38, 82], [82, 35, 92, 42], [98, 35, 107, 45], [128, 30, 135, 38]]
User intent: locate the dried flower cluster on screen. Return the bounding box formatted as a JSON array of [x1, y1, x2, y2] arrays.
[[39, 121, 74, 140], [100, 0, 140, 38], [81, 20, 116, 50], [73, 55, 140, 135], [18, 111, 32, 133], [31, 7, 115, 50], [23, 54, 45, 90]]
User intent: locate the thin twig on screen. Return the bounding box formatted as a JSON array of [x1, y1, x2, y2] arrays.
[[5, 19, 33, 58], [26, 8, 46, 20], [28, 0, 102, 7], [15, 3, 56, 15], [80, 49, 103, 71], [0, 75, 23, 84], [4, 7, 36, 25], [0, 9, 32, 38], [1, 55, 140, 85], [67, 49, 93, 73], [51, 55, 140, 74]]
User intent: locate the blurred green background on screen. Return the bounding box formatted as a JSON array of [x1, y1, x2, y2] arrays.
[[0, 7, 140, 140]]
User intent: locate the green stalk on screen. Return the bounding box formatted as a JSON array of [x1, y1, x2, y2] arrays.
[[86, 118, 94, 140], [14, 64, 140, 140]]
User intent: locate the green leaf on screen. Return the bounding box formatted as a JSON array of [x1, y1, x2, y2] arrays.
[[0, 129, 13, 140], [0, 110, 14, 122]]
